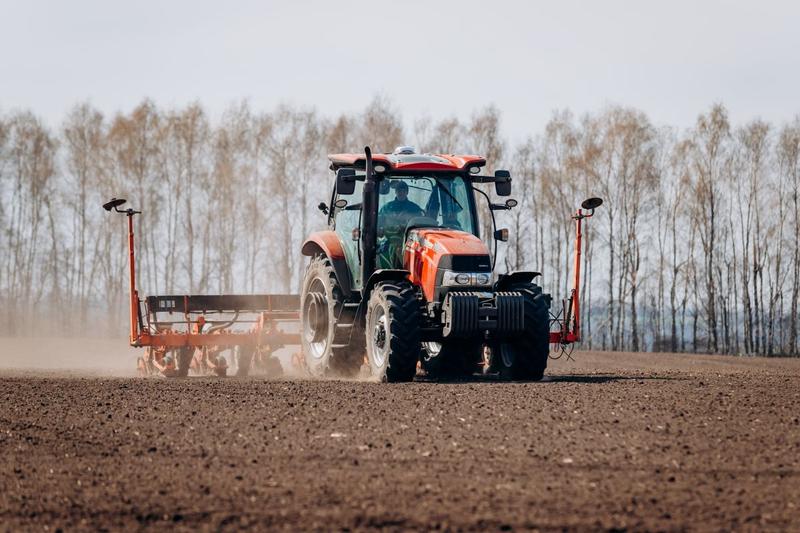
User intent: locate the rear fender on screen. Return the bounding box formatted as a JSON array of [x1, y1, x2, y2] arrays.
[[301, 231, 353, 298]]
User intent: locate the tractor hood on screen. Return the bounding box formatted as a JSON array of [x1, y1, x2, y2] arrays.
[[408, 228, 490, 258], [405, 228, 492, 302]]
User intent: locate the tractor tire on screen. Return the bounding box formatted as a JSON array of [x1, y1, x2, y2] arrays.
[[421, 341, 482, 378], [365, 281, 421, 382], [493, 283, 551, 381], [300, 256, 364, 378], [176, 347, 194, 378]]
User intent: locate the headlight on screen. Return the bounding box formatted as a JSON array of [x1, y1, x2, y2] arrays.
[[455, 273, 471, 285], [441, 271, 493, 287]]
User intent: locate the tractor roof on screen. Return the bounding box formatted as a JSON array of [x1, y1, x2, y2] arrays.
[[328, 152, 486, 172]]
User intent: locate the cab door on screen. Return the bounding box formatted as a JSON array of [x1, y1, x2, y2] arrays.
[[332, 179, 364, 290]]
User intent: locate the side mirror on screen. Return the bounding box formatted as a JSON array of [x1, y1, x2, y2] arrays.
[[336, 168, 357, 195], [494, 170, 511, 196], [494, 228, 509, 242]]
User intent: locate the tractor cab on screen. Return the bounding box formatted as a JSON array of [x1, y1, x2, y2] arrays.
[[323, 147, 508, 289], [376, 175, 476, 268], [343, 173, 478, 270]]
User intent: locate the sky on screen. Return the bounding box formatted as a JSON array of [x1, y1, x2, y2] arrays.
[[1, 0, 799, 143]]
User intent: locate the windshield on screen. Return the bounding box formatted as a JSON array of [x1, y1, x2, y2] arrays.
[[377, 175, 475, 235]]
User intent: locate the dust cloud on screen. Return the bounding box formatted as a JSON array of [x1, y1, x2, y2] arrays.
[[0, 337, 138, 377], [0, 337, 308, 379]]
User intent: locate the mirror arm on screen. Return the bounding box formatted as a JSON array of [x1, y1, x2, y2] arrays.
[[472, 186, 500, 272], [472, 176, 507, 183], [572, 208, 597, 221]]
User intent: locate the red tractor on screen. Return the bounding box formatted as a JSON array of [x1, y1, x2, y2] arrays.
[[300, 146, 602, 382]]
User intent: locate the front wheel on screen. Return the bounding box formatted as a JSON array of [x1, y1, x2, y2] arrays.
[[365, 281, 420, 382]]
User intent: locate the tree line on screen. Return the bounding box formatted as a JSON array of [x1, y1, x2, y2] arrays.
[[0, 97, 798, 356]]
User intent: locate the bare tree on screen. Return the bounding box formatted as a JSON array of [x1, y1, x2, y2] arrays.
[[778, 118, 800, 354], [106, 100, 164, 296], [2, 112, 58, 333], [688, 104, 731, 353], [467, 106, 506, 258], [358, 95, 404, 153], [62, 103, 106, 330]]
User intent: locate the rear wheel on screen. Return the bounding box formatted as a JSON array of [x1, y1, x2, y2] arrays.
[[421, 341, 482, 378], [493, 284, 551, 380], [300, 256, 364, 377], [366, 281, 420, 382]]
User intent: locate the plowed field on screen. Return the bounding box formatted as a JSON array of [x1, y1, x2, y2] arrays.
[[1, 346, 799, 531]]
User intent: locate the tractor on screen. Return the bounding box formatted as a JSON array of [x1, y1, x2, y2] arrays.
[[300, 146, 602, 382]]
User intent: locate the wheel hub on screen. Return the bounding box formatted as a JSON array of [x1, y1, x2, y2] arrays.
[[371, 308, 388, 367], [374, 323, 386, 350], [303, 290, 329, 359]]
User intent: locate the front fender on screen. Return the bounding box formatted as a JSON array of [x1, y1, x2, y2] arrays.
[[301, 231, 352, 297], [494, 271, 541, 291], [363, 269, 411, 298], [359, 269, 412, 327]]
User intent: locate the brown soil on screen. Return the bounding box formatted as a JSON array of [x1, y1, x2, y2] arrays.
[[1, 349, 799, 531]]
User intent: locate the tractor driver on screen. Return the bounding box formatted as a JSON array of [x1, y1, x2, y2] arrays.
[[379, 181, 424, 222], [377, 180, 425, 268]]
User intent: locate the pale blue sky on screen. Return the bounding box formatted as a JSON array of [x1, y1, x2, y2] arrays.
[[1, 0, 798, 142]]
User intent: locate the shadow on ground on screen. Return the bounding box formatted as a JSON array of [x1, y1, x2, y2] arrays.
[[415, 373, 684, 384]]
